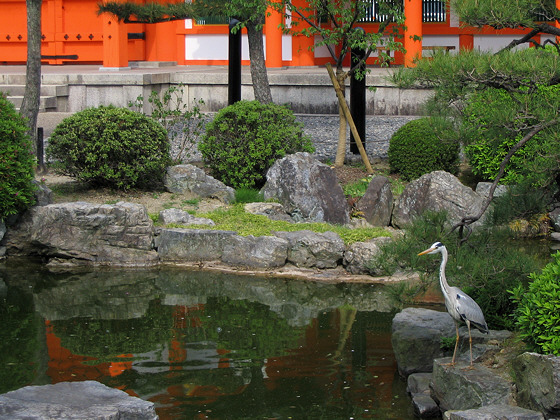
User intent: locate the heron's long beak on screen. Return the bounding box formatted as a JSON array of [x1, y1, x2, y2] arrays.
[[417, 247, 435, 256]]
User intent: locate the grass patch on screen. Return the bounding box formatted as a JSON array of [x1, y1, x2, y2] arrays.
[[234, 188, 265, 204], [169, 204, 391, 244], [343, 176, 373, 197], [182, 198, 200, 206]]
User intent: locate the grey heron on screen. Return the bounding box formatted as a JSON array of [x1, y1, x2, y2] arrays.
[[418, 241, 489, 366]]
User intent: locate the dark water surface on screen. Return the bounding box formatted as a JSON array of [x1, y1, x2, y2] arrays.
[[0, 262, 415, 419]]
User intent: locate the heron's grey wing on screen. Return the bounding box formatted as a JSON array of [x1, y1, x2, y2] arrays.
[[452, 287, 489, 333]]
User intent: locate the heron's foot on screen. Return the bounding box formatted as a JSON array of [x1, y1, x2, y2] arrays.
[[441, 361, 456, 368], [460, 364, 475, 371]]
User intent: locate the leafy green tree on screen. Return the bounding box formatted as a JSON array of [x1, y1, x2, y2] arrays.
[[276, 0, 404, 167], [452, 0, 560, 52], [394, 47, 560, 237], [97, 0, 273, 103]]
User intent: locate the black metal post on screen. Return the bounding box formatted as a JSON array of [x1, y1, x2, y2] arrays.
[[350, 31, 367, 155], [36, 126, 46, 173], [228, 18, 242, 105]]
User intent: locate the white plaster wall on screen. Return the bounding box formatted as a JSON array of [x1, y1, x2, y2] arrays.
[[474, 35, 529, 52]]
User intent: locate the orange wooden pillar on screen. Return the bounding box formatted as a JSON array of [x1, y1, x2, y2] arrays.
[[146, 21, 177, 62], [403, 0, 422, 67], [265, 1, 283, 68], [102, 7, 129, 69], [459, 34, 474, 51], [556, 0, 560, 44], [290, 0, 314, 66]]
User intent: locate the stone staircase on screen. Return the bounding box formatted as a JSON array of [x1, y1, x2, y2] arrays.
[[0, 75, 68, 112]]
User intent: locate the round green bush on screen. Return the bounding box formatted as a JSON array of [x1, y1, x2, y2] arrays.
[[511, 252, 560, 355], [388, 117, 459, 181], [0, 94, 36, 219], [198, 100, 314, 189], [47, 106, 170, 190]]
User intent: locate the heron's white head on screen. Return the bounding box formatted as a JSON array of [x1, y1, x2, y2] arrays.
[[418, 241, 445, 256]]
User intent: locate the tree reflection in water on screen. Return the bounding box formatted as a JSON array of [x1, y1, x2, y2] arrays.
[[0, 265, 414, 419]]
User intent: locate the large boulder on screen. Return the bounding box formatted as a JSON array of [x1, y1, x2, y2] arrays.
[[355, 175, 393, 226], [0, 380, 158, 420], [273, 230, 345, 268], [261, 153, 350, 225], [222, 235, 288, 268], [165, 164, 235, 204], [391, 308, 456, 376], [431, 358, 515, 412], [392, 171, 485, 228], [2, 202, 158, 266], [513, 352, 560, 418]]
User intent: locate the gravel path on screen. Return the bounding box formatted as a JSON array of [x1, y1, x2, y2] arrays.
[[296, 114, 418, 162], [171, 113, 419, 164]]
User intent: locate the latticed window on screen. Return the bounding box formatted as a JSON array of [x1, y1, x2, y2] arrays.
[[359, 0, 446, 23]]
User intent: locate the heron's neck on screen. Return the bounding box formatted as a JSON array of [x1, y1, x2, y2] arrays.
[[439, 247, 450, 294]]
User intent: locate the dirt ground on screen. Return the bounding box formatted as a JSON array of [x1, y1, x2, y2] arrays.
[[37, 164, 375, 215]]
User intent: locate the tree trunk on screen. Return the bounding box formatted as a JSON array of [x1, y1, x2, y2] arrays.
[[20, 0, 42, 157], [246, 19, 273, 104], [334, 69, 348, 167]]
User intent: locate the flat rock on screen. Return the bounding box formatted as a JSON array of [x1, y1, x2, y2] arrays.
[[156, 228, 237, 262], [222, 235, 288, 268], [165, 164, 235, 203], [159, 208, 215, 226], [3, 202, 158, 266], [343, 236, 392, 275], [446, 404, 544, 420], [273, 230, 345, 268], [0, 380, 158, 420], [412, 393, 440, 418], [391, 308, 456, 376], [244, 202, 293, 222], [431, 358, 514, 412]]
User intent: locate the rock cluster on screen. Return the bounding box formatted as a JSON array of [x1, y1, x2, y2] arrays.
[[392, 307, 558, 419], [0, 153, 532, 271]]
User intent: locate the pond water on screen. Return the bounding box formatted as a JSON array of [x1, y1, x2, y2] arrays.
[[0, 262, 416, 419]]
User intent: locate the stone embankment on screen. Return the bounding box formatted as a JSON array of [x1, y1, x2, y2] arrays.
[[392, 308, 560, 419]]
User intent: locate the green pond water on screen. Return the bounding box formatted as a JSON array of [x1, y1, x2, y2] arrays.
[[0, 262, 416, 419]]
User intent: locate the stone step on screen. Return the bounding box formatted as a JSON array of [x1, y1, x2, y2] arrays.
[[7, 95, 59, 112], [1, 83, 69, 112], [0, 84, 68, 97]]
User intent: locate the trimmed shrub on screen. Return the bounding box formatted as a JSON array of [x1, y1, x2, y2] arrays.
[[198, 100, 314, 189], [388, 117, 459, 181], [511, 252, 560, 355], [0, 94, 36, 219], [47, 106, 170, 190]]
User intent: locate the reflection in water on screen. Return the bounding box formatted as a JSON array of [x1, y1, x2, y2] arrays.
[[0, 265, 414, 419]]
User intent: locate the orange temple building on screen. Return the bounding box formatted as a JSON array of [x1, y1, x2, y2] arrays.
[[0, 0, 555, 69]]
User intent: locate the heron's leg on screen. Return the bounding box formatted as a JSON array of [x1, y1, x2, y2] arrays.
[[451, 321, 459, 365], [467, 321, 473, 366]]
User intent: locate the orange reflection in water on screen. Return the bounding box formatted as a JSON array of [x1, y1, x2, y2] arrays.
[[44, 304, 399, 420]]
